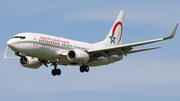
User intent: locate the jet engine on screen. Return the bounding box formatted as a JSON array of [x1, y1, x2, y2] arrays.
[[67, 49, 89, 64], [20, 56, 42, 69]]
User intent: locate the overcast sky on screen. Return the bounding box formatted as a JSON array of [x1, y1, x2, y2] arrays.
[[0, 0, 180, 101]]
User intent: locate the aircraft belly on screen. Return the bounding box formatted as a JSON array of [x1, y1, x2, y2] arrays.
[[17, 43, 37, 56], [36, 46, 57, 60]]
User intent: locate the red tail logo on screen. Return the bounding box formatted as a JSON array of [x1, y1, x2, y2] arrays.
[[109, 21, 123, 44]]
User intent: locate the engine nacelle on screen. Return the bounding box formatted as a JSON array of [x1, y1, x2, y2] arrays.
[[20, 56, 42, 69], [67, 49, 89, 64]]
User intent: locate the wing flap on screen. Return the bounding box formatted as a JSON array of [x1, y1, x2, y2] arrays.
[[126, 47, 161, 54]]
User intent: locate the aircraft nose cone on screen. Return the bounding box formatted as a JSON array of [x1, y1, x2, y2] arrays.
[[7, 39, 15, 48], [7, 39, 19, 52], [7, 40, 12, 46]]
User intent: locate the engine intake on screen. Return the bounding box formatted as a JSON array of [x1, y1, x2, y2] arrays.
[[20, 56, 42, 69], [67, 49, 89, 64]]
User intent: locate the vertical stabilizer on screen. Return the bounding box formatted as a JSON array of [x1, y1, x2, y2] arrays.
[[94, 11, 126, 46]]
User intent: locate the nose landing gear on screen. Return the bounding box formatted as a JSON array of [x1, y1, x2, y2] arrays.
[[80, 65, 89, 73], [51, 63, 61, 76]]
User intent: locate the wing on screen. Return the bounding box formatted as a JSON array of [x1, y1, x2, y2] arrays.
[[87, 23, 178, 59]]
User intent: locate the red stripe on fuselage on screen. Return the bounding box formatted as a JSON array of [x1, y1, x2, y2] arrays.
[[12, 42, 71, 50]]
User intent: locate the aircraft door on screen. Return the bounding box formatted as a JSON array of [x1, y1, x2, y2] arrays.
[[33, 35, 38, 46], [30, 34, 39, 55]]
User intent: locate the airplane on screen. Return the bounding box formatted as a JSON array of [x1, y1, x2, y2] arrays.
[[3, 11, 179, 76]]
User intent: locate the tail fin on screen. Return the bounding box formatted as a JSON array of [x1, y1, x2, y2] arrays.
[[95, 11, 126, 46]]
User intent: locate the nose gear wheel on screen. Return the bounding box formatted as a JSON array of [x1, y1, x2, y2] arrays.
[[80, 65, 89, 73], [51, 63, 61, 76], [52, 68, 61, 76]]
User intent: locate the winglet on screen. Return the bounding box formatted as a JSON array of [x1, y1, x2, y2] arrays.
[[164, 23, 179, 40], [3, 45, 20, 59], [3, 45, 9, 59]]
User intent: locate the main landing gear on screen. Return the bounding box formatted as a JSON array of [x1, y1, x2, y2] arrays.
[[51, 63, 61, 76], [80, 65, 89, 73]]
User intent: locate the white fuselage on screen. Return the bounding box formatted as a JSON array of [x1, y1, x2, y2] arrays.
[[5, 11, 177, 76], [7, 32, 123, 67]]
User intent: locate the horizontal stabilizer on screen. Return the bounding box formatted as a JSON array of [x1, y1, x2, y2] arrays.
[[126, 47, 161, 54]]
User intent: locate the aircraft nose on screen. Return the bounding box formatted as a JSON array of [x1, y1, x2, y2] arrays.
[[7, 39, 12, 46], [7, 39, 19, 52], [7, 39, 15, 48]]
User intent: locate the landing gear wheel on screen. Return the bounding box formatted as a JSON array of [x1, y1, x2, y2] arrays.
[[85, 65, 89, 72], [51, 69, 61, 76], [80, 66, 85, 73], [52, 69, 57, 76], [56, 69, 61, 75], [51, 63, 61, 76], [79, 65, 89, 73]]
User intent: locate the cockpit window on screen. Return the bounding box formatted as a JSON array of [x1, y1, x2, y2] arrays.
[[13, 36, 26, 39], [20, 36, 26, 39], [14, 36, 20, 38]]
